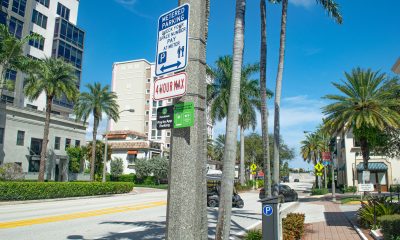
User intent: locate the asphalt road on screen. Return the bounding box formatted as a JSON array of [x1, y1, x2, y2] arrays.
[[0, 189, 266, 240]]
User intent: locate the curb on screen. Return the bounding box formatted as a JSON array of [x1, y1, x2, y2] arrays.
[[0, 187, 166, 206], [343, 210, 369, 240]]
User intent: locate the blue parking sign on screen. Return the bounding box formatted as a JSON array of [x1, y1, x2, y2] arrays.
[[263, 205, 273, 216]]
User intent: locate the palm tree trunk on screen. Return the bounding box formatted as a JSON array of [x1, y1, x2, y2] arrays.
[[359, 136, 370, 177], [38, 96, 53, 182], [260, 0, 271, 198], [240, 126, 245, 185], [215, 0, 246, 239], [273, 0, 288, 191], [90, 118, 99, 181]]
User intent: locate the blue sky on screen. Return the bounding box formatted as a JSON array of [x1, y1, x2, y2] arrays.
[[78, 0, 400, 170]]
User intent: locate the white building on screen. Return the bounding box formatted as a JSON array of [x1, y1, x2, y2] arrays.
[[0, 0, 86, 180], [109, 59, 214, 173]]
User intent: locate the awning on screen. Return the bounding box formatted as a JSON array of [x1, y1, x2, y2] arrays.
[[356, 162, 388, 172], [127, 150, 138, 155]]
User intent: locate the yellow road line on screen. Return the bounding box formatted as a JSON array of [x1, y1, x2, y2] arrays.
[[0, 201, 166, 229]]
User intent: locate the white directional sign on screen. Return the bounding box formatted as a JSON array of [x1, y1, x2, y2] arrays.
[[155, 4, 189, 76], [153, 72, 187, 100], [358, 184, 374, 192]]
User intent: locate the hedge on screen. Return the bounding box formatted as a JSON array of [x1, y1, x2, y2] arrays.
[[0, 182, 134, 201], [378, 214, 400, 239], [108, 174, 136, 182], [311, 188, 329, 195]]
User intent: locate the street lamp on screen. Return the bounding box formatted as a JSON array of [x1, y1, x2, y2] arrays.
[[102, 108, 135, 182]]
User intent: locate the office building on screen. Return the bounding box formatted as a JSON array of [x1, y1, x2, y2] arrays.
[[0, 0, 86, 181]]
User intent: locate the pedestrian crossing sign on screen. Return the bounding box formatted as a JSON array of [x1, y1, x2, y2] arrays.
[[314, 162, 324, 172]]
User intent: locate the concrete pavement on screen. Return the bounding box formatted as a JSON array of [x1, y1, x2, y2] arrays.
[[0, 188, 273, 240]]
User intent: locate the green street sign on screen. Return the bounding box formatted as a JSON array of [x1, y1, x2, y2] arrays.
[[173, 102, 194, 128]]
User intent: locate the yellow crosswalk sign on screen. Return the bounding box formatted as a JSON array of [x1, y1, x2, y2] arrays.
[[314, 162, 324, 172], [251, 164, 257, 171]]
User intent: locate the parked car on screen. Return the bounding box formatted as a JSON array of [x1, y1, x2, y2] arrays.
[[259, 184, 298, 202], [207, 185, 244, 208], [294, 178, 300, 182], [281, 176, 289, 183]]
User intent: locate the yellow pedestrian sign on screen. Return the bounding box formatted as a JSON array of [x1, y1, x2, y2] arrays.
[[251, 164, 257, 171], [314, 162, 324, 172]]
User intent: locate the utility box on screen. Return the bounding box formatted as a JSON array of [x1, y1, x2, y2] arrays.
[[260, 196, 280, 240]]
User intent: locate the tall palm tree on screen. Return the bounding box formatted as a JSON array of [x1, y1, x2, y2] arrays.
[[323, 68, 400, 175], [0, 24, 40, 90], [259, 0, 272, 198], [300, 132, 320, 186], [74, 83, 119, 181], [215, 0, 246, 238], [24, 58, 78, 181], [209, 56, 271, 185], [272, 0, 343, 190]]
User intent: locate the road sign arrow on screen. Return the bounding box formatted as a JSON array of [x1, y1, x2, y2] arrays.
[[161, 61, 182, 72]]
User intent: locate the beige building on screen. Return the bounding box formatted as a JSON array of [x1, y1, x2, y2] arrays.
[[109, 59, 214, 173]]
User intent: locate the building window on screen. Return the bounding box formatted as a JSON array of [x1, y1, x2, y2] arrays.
[[11, 0, 26, 17], [146, 100, 150, 105], [16, 130, 24, 146], [166, 132, 171, 137], [32, 9, 47, 29], [5, 69, 17, 82], [51, 110, 60, 115], [75, 140, 80, 147], [0, 11, 6, 25], [2, 0, 9, 8], [36, 0, 49, 8], [65, 138, 71, 149], [145, 110, 149, 115], [152, 108, 156, 116], [147, 78, 151, 83], [145, 121, 149, 127], [146, 89, 150, 94], [151, 121, 162, 140], [55, 18, 84, 48], [28, 138, 42, 172], [0, 128, 4, 144], [9, 17, 23, 39], [56, 3, 70, 20], [54, 136, 60, 150], [167, 99, 172, 103], [167, 144, 170, 148], [28, 32, 45, 50], [1, 95, 14, 103], [56, 40, 83, 68]]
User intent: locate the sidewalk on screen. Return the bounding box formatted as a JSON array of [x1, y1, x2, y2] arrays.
[[291, 196, 362, 240]]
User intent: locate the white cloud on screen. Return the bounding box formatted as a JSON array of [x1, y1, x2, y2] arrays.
[[114, 0, 153, 19], [289, 0, 315, 9]]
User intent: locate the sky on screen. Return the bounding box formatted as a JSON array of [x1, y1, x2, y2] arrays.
[[77, 0, 400, 170]]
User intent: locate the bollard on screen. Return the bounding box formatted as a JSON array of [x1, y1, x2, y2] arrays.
[[260, 196, 280, 240]]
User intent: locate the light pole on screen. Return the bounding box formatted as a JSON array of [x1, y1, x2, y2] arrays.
[[102, 108, 135, 182]]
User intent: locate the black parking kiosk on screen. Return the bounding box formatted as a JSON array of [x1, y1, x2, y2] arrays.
[[259, 196, 280, 240]]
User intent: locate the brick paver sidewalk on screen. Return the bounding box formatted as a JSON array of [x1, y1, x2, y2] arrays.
[[303, 200, 361, 240]]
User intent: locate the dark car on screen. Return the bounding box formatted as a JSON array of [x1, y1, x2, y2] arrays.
[[281, 176, 289, 183], [294, 179, 300, 182], [259, 184, 298, 202], [207, 185, 244, 208]]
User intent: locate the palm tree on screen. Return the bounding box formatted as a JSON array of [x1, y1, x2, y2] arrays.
[[86, 140, 111, 179], [74, 83, 119, 181], [0, 24, 40, 90], [215, 0, 246, 238], [300, 132, 320, 186], [24, 58, 78, 181], [272, 0, 343, 190], [259, 0, 272, 198], [323, 68, 400, 176]]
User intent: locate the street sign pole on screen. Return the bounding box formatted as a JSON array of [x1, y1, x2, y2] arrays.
[[166, 1, 208, 240]]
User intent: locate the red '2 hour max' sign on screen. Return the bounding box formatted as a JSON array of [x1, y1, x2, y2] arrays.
[[153, 72, 187, 100]]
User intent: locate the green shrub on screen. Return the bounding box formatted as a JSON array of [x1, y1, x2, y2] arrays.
[[357, 196, 400, 228], [108, 174, 136, 182], [0, 182, 134, 201], [244, 229, 262, 240], [311, 188, 329, 195], [0, 163, 24, 181], [256, 179, 264, 188], [110, 157, 124, 177], [343, 185, 357, 194], [235, 183, 252, 192], [378, 214, 400, 239], [283, 213, 305, 240], [144, 176, 156, 185]]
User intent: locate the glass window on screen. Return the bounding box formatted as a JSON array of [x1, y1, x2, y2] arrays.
[[0, 11, 6, 25], [56, 40, 83, 68], [57, 3, 70, 20], [29, 138, 42, 172], [1, 95, 14, 103], [0, 127, 4, 144], [28, 32, 45, 50], [65, 138, 71, 149], [11, 0, 26, 17], [16, 130, 24, 146], [54, 137, 60, 150], [9, 17, 23, 39], [75, 140, 80, 147], [36, 0, 49, 8], [26, 104, 37, 110], [378, 172, 387, 185], [5, 69, 17, 81], [1, 0, 9, 8], [32, 9, 47, 29], [166, 132, 171, 137]]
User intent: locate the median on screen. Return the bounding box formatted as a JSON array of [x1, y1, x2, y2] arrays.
[[0, 182, 134, 201]]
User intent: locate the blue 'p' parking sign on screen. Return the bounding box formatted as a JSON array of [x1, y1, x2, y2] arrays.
[[263, 205, 273, 216], [155, 4, 189, 76]]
